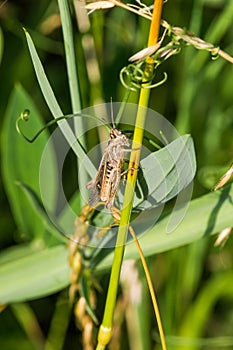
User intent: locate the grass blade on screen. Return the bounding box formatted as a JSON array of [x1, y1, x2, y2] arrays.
[[57, 0, 89, 203], [24, 29, 94, 176]]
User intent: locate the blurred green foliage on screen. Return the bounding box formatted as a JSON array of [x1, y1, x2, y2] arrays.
[[0, 0, 233, 349]]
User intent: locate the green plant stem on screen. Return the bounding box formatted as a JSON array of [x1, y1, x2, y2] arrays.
[[57, 0, 81, 113], [96, 1, 163, 349], [11, 303, 45, 349], [57, 0, 88, 203], [44, 292, 71, 350]]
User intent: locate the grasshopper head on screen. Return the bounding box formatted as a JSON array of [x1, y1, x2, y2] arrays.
[[110, 128, 130, 146]]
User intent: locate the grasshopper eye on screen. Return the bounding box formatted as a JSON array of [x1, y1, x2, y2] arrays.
[[110, 129, 123, 139], [110, 130, 116, 139]]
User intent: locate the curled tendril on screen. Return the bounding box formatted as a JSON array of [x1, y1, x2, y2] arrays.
[[15, 109, 31, 140], [16, 109, 33, 142], [210, 47, 220, 61], [16, 111, 110, 143], [16, 112, 78, 143], [21, 109, 30, 121], [120, 63, 146, 91], [143, 72, 167, 89], [120, 60, 168, 91]]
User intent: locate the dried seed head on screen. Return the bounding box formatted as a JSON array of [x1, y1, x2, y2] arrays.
[[85, 1, 115, 10], [129, 44, 160, 62], [214, 164, 233, 191], [214, 227, 232, 247]]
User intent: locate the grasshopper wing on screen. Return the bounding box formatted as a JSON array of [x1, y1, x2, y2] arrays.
[[86, 153, 106, 207]]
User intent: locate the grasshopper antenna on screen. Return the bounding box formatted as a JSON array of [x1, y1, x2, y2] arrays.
[[110, 97, 116, 129]]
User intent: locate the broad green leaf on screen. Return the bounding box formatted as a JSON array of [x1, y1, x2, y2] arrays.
[[136, 134, 196, 209], [0, 244, 43, 265], [16, 182, 66, 243], [17, 180, 82, 243], [0, 185, 232, 304], [0, 245, 69, 304], [1, 85, 58, 241], [121, 185, 233, 262]]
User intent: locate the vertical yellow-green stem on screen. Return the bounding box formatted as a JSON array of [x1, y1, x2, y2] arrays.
[[96, 1, 164, 349]]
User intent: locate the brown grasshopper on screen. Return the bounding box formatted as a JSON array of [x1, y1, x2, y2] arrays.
[[86, 127, 132, 209]]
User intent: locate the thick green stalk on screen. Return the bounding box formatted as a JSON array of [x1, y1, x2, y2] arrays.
[[96, 1, 164, 349]]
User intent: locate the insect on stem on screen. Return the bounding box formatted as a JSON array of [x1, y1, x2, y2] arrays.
[[86, 102, 138, 209], [86, 127, 133, 209]]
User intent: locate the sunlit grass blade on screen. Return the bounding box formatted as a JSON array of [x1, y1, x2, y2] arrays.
[[128, 225, 167, 350]]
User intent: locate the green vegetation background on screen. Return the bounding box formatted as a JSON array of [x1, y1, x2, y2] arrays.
[[0, 0, 233, 349]]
